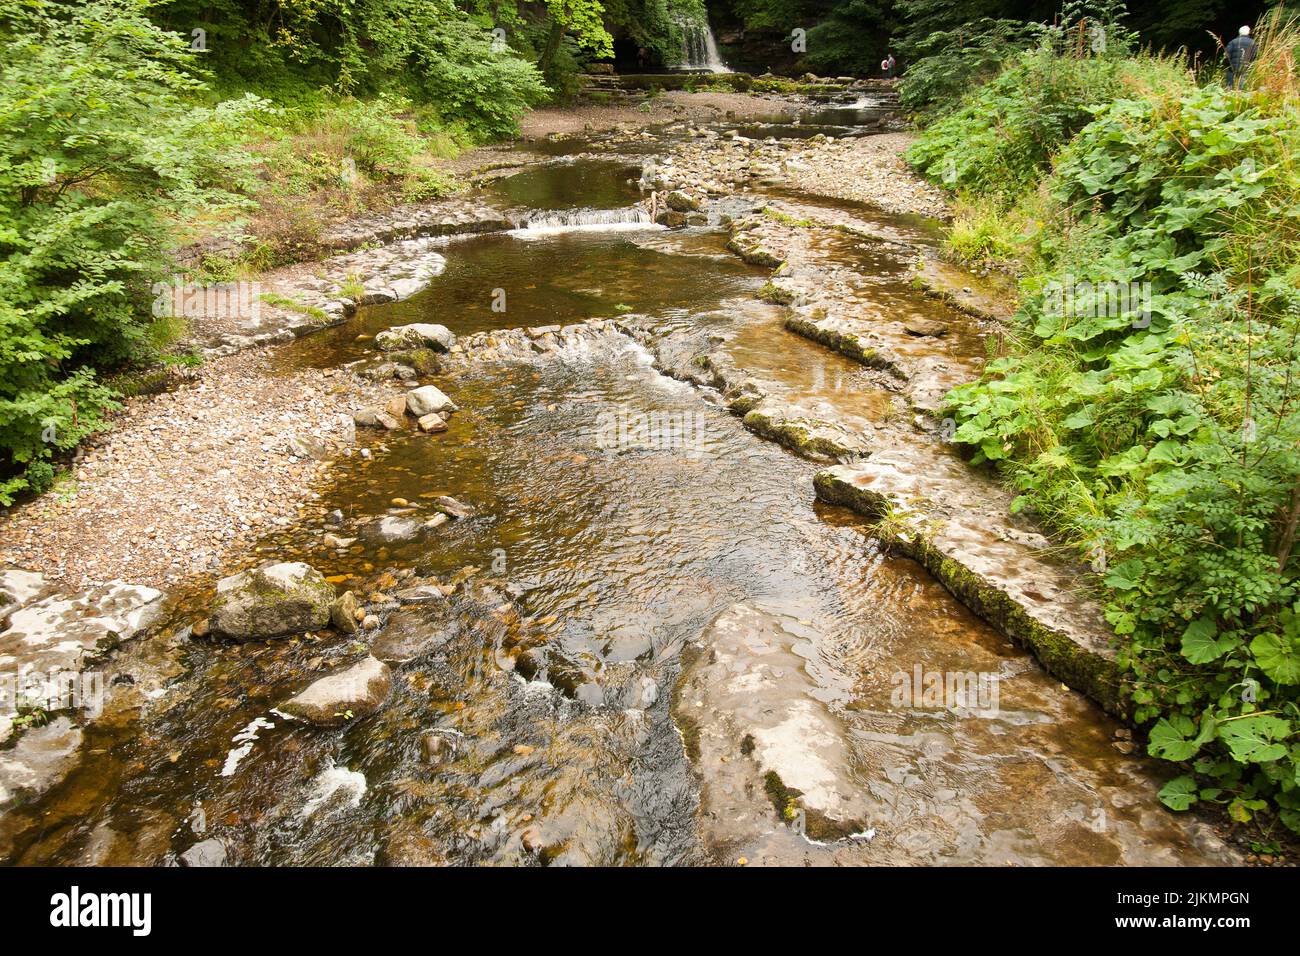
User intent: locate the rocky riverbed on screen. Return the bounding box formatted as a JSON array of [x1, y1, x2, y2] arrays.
[[0, 90, 1266, 868]]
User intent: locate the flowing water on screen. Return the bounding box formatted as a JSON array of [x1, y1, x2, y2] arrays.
[[671, 17, 731, 74], [0, 118, 1232, 867]]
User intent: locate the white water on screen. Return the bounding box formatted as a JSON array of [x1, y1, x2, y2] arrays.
[[511, 205, 663, 238], [674, 17, 730, 73]]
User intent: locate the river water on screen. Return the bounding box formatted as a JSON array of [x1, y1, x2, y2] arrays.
[[0, 116, 1231, 866]]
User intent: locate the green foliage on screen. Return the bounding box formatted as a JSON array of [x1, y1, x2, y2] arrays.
[[935, 68, 1300, 832], [905, 17, 1144, 201], [0, 0, 261, 502], [156, 0, 549, 139]]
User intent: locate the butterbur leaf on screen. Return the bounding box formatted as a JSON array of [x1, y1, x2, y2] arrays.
[[1180, 617, 1236, 664], [1148, 714, 1203, 761], [1251, 633, 1300, 685], [1217, 715, 1291, 764], [1157, 775, 1198, 811]]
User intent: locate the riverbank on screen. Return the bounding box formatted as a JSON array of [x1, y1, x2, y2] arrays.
[[0, 96, 935, 594]]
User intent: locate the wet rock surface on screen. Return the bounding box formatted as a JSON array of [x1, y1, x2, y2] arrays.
[[0, 102, 1255, 869], [279, 655, 393, 726], [209, 562, 335, 640], [815, 455, 1124, 714]]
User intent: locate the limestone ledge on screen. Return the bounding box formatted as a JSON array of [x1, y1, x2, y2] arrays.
[[813, 459, 1125, 716]]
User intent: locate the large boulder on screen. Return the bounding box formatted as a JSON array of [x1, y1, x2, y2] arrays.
[[375, 323, 456, 352], [208, 562, 334, 640], [406, 385, 457, 418], [279, 655, 392, 726]]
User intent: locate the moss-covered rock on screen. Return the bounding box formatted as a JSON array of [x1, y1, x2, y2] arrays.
[[209, 562, 334, 640]]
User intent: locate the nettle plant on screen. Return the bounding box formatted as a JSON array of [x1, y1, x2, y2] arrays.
[[945, 83, 1300, 831]]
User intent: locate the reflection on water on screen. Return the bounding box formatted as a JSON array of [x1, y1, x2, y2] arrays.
[[293, 230, 760, 369]]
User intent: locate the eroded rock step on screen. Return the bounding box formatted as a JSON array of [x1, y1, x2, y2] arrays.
[[676, 602, 1233, 866], [712, 201, 1126, 714]]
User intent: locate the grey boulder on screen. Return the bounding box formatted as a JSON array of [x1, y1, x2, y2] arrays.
[[209, 562, 334, 640]]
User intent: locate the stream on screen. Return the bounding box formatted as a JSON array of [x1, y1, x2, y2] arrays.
[[1, 112, 1231, 867]]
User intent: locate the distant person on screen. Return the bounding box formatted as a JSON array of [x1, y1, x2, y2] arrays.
[[1226, 25, 1255, 90], [888, 53, 896, 77]]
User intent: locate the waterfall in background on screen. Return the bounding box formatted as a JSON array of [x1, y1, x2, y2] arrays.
[[672, 16, 731, 73]]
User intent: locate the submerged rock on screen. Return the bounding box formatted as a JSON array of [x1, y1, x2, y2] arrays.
[[432, 495, 474, 519], [903, 318, 949, 337], [179, 838, 228, 867], [0, 717, 84, 813], [280, 655, 392, 726], [371, 607, 453, 665], [208, 562, 334, 640]]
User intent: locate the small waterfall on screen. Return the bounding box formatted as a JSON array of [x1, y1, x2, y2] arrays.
[[673, 16, 730, 73], [511, 205, 659, 236]]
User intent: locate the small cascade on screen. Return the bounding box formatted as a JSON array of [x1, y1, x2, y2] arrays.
[[673, 16, 730, 73], [512, 205, 658, 236]]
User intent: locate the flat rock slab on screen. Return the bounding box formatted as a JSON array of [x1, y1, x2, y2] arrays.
[[371, 607, 453, 665], [0, 581, 165, 679], [279, 655, 392, 726], [814, 450, 1124, 714], [0, 717, 83, 809], [677, 604, 872, 850]]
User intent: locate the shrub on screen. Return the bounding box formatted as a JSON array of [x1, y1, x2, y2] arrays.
[[0, 0, 262, 503], [944, 80, 1300, 833]]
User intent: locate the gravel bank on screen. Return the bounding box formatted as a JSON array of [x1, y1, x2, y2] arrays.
[[781, 133, 950, 219], [0, 350, 366, 591]]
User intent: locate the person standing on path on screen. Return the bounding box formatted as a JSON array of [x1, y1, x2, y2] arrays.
[[1226, 25, 1255, 90]]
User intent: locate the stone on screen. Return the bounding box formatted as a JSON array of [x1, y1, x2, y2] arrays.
[[330, 591, 360, 634], [390, 348, 441, 377], [0, 581, 166, 678], [279, 655, 392, 726], [432, 495, 475, 519], [392, 585, 446, 604], [362, 515, 424, 544], [354, 406, 402, 430], [0, 717, 83, 810], [417, 413, 448, 433], [179, 838, 227, 867], [375, 323, 457, 352], [286, 433, 329, 459], [385, 395, 409, 419], [422, 732, 452, 763], [208, 562, 334, 640], [0, 568, 48, 628], [322, 533, 356, 550], [371, 607, 453, 665], [903, 319, 949, 337], [406, 385, 457, 418], [664, 190, 701, 212]]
